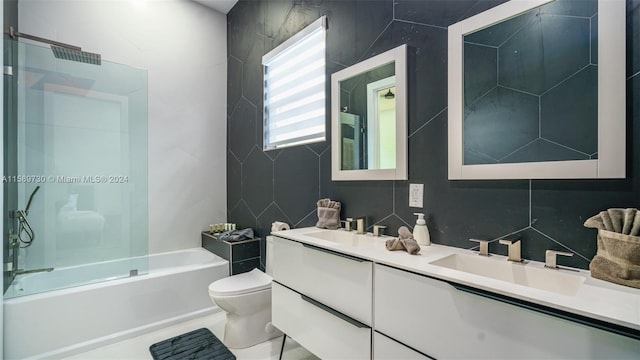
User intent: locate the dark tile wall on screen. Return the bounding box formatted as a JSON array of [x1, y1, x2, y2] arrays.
[[464, 0, 598, 164], [227, 0, 640, 270]]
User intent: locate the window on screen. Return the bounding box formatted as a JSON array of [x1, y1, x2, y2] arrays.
[[262, 16, 327, 150]]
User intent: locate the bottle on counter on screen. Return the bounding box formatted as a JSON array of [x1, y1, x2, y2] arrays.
[[412, 213, 430, 246]]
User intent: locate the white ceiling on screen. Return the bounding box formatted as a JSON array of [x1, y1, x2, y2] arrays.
[[192, 0, 238, 14]]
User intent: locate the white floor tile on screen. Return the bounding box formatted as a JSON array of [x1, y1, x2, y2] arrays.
[[62, 312, 318, 360]]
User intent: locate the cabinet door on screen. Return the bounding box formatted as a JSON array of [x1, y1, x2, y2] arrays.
[[373, 332, 431, 360], [374, 264, 639, 359], [272, 236, 373, 325], [272, 282, 371, 360]]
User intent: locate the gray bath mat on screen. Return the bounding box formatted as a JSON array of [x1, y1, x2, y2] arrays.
[[149, 328, 235, 360]]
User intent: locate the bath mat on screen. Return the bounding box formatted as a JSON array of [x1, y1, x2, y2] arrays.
[[149, 328, 235, 360]]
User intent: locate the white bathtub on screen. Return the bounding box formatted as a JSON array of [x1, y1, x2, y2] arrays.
[[3, 248, 229, 360]]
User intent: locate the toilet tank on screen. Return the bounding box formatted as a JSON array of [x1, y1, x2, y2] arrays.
[[265, 236, 274, 276]]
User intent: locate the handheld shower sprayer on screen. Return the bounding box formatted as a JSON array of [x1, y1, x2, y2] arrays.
[[8, 186, 54, 277], [15, 186, 41, 248], [25, 185, 40, 215]]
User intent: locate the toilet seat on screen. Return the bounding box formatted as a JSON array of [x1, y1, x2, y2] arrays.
[[208, 268, 272, 297]]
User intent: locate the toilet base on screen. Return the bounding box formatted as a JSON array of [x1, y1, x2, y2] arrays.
[[223, 308, 283, 349]]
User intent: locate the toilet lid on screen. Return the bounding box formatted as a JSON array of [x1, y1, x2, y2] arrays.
[[208, 268, 272, 296]]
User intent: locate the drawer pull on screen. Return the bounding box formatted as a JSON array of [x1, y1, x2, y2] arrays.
[[302, 243, 366, 262], [301, 294, 368, 329]]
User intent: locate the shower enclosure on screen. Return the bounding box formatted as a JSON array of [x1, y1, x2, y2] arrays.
[[3, 35, 148, 298]]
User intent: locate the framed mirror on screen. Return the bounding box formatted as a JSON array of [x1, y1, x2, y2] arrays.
[[331, 44, 407, 181], [448, 0, 626, 180]]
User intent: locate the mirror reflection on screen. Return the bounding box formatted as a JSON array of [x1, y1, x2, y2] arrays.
[[339, 62, 396, 170], [331, 44, 407, 181], [448, 0, 625, 180], [463, 0, 598, 165]]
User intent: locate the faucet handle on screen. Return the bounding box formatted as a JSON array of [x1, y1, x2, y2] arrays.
[[469, 238, 490, 256], [342, 218, 355, 232], [545, 250, 573, 269], [373, 225, 387, 237]]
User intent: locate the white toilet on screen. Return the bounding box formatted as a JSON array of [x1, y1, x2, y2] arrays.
[[208, 236, 281, 349]]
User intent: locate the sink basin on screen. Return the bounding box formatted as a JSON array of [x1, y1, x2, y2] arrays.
[[429, 253, 585, 296], [306, 230, 380, 247]]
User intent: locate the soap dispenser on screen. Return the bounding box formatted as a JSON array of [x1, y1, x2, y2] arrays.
[[413, 213, 430, 246]]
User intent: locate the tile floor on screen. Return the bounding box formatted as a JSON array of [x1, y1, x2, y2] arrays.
[[63, 312, 319, 360]]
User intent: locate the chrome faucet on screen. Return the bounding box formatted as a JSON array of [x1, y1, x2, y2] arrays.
[[499, 239, 522, 262], [545, 250, 573, 269], [355, 217, 367, 234], [469, 238, 490, 256], [342, 216, 367, 234]]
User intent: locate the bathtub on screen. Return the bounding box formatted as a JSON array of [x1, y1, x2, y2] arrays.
[[3, 248, 229, 360]]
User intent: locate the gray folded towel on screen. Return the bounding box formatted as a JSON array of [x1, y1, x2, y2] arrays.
[[218, 228, 255, 242], [584, 208, 640, 236], [315, 198, 341, 230], [588, 256, 640, 288], [385, 226, 420, 255], [584, 208, 640, 288]]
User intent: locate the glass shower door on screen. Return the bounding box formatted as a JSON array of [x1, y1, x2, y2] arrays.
[[4, 39, 148, 298]]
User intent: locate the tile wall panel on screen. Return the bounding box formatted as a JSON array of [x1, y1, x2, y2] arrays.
[[227, 0, 640, 270]]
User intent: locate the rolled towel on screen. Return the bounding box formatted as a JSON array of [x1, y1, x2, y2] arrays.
[[585, 208, 640, 236], [584, 208, 640, 288], [400, 237, 421, 255], [398, 226, 413, 240], [315, 198, 341, 230], [384, 226, 420, 255], [385, 238, 405, 251], [399, 226, 421, 255], [590, 255, 640, 288]]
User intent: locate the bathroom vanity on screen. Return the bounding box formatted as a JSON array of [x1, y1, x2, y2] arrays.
[[270, 228, 640, 359]]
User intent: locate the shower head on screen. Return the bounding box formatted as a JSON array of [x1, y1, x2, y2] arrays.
[[7, 27, 102, 66], [383, 88, 395, 99], [51, 45, 101, 65]]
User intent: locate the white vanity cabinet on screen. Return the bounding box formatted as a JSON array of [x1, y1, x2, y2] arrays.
[[374, 264, 639, 359], [271, 235, 373, 324], [271, 236, 373, 359], [373, 332, 431, 360]]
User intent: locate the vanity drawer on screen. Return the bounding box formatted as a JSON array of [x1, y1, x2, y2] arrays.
[[374, 264, 640, 359], [271, 236, 373, 325], [272, 282, 371, 360], [373, 332, 431, 360]]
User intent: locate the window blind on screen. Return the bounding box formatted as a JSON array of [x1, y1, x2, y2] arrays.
[[263, 16, 327, 150]]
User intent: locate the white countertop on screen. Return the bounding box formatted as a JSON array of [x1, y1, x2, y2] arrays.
[[272, 227, 640, 332]]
